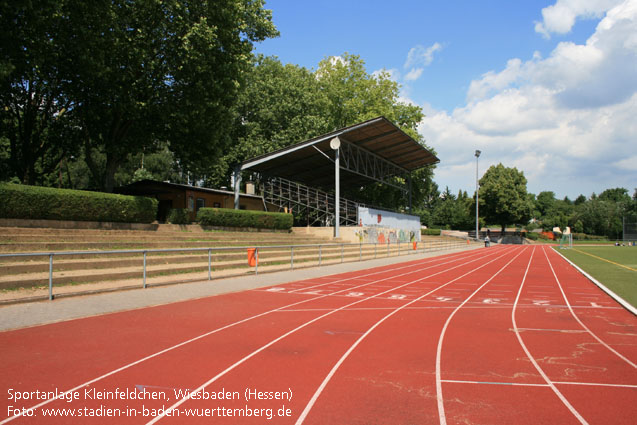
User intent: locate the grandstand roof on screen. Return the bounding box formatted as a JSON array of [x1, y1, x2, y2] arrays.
[[238, 116, 439, 190]]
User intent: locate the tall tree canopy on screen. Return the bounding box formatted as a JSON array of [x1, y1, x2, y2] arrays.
[[479, 164, 533, 232], [0, 0, 278, 190], [223, 53, 436, 212]]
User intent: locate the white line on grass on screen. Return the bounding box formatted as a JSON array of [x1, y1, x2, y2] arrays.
[[542, 247, 636, 368]]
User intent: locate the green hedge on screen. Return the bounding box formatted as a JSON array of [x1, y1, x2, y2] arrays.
[[0, 183, 157, 223], [421, 228, 441, 236], [167, 208, 191, 225], [197, 208, 293, 230]]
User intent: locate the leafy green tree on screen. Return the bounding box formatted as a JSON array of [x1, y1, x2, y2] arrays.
[[1, 0, 278, 191], [211, 55, 330, 185], [0, 0, 78, 184], [536, 191, 556, 217], [227, 54, 437, 212], [478, 164, 533, 232]]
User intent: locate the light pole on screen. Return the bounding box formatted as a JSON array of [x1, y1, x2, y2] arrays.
[[475, 150, 481, 240]]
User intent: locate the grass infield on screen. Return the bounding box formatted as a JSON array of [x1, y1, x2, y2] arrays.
[[555, 245, 637, 308]]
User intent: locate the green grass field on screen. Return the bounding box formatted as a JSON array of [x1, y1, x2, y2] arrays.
[[555, 246, 637, 308]]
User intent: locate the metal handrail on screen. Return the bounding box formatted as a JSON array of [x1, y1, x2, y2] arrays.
[[0, 238, 471, 301]]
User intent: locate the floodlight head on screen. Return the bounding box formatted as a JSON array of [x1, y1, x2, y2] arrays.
[[330, 137, 341, 150], [475, 150, 481, 158]]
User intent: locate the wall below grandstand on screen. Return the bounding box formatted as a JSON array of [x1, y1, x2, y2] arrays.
[[292, 226, 420, 244]]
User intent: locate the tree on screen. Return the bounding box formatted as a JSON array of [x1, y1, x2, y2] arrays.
[[0, 0, 79, 185], [479, 164, 533, 232], [315, 54, 435, 211], [211, 55, 330, 185], [226, 54, 437, 212], [1, 0, 278, 191]]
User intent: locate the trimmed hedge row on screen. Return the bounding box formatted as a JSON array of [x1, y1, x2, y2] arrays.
[[197, 207, 293, 230], [421, 228, 441, 236], [0, 183, 157, 223]]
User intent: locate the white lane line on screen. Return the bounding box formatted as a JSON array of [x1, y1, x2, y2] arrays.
[[512, 247, 590, 425], [441, 379, 549, 387], [294, 247, 522, 425], [147, 246, 514, 424], [442, 379, 637, 389], [0, 248, 495, 424], [552, 381, 637, 389], [284, 248, 491, 294], [542, 247, 636, 368], [436, 246, 528, 425]]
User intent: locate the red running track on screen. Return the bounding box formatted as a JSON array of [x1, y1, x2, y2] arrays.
[[0, 245, 635, 424]]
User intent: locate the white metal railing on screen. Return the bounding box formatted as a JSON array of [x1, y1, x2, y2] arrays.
[[0, 238, 472, 301]]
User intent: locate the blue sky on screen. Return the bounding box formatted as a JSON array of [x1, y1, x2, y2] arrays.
[[256, 0, 637, 199]]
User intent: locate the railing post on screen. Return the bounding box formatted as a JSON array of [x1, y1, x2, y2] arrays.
[[208, 248, 212, 280], [49, 254, 53, 301], [387, 241, 390, 257], [319, 245, 322, 266], [374, 242, 377, 259], [143, 251, 147, 289], [359, 242, 362, 261], [291, 246, 294, 269], [398, 241, 401, 256], [341, 243, 344, 263]]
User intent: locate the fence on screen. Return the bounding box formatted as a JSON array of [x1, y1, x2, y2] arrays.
[[0, 238, 473, 302]]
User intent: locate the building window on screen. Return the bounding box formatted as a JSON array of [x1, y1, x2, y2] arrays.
[[239, 205, 246, 210], [188, 196, 194, 211], [196, 198, 205, 212], [213, 202, 221, 208]]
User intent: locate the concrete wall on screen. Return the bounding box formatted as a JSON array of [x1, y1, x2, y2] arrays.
[[292, 226, 419, 244]]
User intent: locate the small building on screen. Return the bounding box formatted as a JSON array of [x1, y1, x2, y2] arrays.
[[116, 180, 267, 222]]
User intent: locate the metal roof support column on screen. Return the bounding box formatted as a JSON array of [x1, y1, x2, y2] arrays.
[[408, 172, 412, 213], [233, 166, 241, 209], [334, 145, 340, 238], [331, 137, 341, 238]]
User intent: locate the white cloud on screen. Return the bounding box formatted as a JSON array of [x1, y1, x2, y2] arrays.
[[614, 155, 637, 170], [372, 68, 400, 82], [419, 0, 637, 198], [404, 42, 442, 68], [534, 0, 624, 38], [404, 68, 424, 81]]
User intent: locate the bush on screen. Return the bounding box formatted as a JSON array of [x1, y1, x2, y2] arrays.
[[0, 183, 157, 223], [421, 228, 442, 236], [167, 208, 191, 224], [526, 232, 539, 241], [572, 233, 608, 241], [197, 208, 293, 230]]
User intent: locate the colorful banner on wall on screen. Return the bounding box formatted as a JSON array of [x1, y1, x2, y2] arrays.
[[356, 207, 421, 243]]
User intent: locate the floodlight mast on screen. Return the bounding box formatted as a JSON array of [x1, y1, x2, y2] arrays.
[[475, 150, 481, 241]]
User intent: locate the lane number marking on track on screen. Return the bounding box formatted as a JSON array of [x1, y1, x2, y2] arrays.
[[435, 296, 454, 302], [482, 298, 501, 304]]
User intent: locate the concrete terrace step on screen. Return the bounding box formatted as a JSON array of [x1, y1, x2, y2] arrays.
[[0, 244, 405, 289]]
